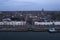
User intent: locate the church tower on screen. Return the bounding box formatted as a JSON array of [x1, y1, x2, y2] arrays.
[[41, 8, 44, 16]]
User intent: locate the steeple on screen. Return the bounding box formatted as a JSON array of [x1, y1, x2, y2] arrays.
[[41, 8, 44, 15], [41, 8, 44, 12]]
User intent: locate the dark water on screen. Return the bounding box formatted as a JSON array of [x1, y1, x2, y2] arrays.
[[0, 32, 60, 40]]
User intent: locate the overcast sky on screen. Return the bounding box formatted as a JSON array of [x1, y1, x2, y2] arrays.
[[0, 0, 60, 11]]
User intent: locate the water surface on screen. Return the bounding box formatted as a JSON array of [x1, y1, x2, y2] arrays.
[[0, 32, 60, 40]]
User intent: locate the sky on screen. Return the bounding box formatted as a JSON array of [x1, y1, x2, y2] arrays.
[[0, 0, 60, 11]]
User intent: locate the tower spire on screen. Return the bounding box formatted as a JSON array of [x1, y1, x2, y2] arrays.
[[42, 8, 44, 12], [41, 8, 44, 16]]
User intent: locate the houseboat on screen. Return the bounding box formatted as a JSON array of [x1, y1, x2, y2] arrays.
[[32, 21, 60, 32], [0, 18, 28, 32]]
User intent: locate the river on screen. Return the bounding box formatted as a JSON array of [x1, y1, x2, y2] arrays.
[[0, 32, 60, 40]]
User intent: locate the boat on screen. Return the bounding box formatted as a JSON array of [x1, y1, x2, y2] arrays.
[[0, 20, 28, 31], [48, 28, 56, 33]]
